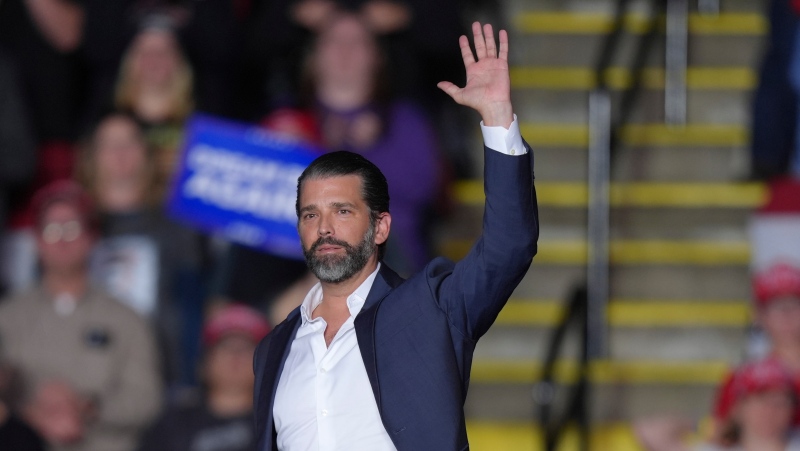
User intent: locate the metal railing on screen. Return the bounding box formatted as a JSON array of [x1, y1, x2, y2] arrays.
[[533, 1, 719, 449]]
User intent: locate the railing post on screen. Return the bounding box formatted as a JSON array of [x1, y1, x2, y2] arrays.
[[587, 89, 611, 360], [665, 0, 689, 126]]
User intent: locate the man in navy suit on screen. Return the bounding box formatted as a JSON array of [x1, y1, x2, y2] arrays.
[[253, 21, 538, 451]]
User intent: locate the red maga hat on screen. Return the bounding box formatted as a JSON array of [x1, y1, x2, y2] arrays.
[[202, 304, 271, 348], [753, 263, 800, 307], [30, 180, 96, 231]]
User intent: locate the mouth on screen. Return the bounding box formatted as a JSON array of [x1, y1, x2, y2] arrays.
[[316, 244, 344, 253]]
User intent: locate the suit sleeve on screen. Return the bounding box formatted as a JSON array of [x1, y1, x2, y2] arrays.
[[432, 140, 538, 341]]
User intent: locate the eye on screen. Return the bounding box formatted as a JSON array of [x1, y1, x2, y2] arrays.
[[302, 213, 317, 220], [338, 209, 350, 215]]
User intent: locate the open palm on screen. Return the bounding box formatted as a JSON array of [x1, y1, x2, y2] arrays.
[[438, 22, 512, 127]]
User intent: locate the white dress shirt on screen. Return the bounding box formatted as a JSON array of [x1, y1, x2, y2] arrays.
[[272, 118, 523, 451]]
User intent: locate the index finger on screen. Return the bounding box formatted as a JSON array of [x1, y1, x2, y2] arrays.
[[459, 35, 475, 67]]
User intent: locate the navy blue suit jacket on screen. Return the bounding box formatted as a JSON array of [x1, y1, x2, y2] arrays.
[[253, 144, 538, 451]]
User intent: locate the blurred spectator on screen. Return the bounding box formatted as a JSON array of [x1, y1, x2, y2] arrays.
[[0, 51, 37, 296], [216, 14, 446, 315], [137, 304, 269, 451], [248, 0, 472, 175], [637, 359, 800, 451], [0, 0, 83, 143], [711, 263, 800, 437], [304, 13, 445, 273], [114, 19, 194, 198], [0, 349, 46, 451], [81, 0, 245, 124], [76, 112, 206, 388], [0, 181, 162, 451]]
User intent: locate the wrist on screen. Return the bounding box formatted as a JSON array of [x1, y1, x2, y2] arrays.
[[480, 102, 514, 128]]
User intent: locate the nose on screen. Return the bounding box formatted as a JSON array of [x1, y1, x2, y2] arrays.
[[318, 212, 333, 237]]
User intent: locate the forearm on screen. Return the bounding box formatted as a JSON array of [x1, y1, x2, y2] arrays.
[[24, 0, 84, 52], [479, 101, 514, 129]]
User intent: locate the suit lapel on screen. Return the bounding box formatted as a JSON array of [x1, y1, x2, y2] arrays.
[[355, 264, 405, 411], [257, 310, 301, 448]]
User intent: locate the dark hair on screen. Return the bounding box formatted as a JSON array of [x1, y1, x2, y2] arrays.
[[296, 151, 390, 257]]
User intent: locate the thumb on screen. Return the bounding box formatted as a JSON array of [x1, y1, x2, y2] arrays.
[[437, 81, 462, 102]]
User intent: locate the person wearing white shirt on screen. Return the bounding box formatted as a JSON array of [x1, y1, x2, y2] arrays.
[[254, 21, 538, 451]]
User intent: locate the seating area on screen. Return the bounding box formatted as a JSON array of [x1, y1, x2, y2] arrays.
[[446, 1, 770, 449]]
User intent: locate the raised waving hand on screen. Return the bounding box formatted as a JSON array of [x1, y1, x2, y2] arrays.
[[437, 22, 513, 128]]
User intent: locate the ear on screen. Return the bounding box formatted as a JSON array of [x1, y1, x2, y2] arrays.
[[374, 212, 391, 246]]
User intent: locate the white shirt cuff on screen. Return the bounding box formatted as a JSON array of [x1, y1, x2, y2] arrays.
[[480, 114, 526, 156]]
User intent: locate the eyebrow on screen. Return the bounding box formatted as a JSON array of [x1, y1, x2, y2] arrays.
[[298, 201, 358, 215], [298, 204, 317, 215]]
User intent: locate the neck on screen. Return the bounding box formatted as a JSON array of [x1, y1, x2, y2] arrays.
[[207, 386, 252, 417], [318, 258, 379, 309], [43, 269, 88, 299], [97, 179, 146, 213], [741, 432, 786, 451], [316, 82, 372, 111]]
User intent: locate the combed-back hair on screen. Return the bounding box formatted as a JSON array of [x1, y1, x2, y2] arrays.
[[296, 151, 390, 257]]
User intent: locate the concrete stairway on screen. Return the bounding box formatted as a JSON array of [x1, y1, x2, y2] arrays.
[[439, 0, 770, 448]]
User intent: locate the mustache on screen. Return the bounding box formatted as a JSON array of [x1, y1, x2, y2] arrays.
[[310, 236, 353, 252]]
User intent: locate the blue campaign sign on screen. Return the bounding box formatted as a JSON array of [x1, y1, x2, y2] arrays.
[[168, 114, 321, 259]]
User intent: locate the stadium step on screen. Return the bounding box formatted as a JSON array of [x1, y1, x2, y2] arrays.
[[518, 123, 748, 148], [441, 239, 750, 265], [467, 421, 647, 451], [455, 181, 766, 208], [511, 66, 757, 90], [495, 299, 750, 327], [451, 0, 768, 432], [512, 11, 765, 36]]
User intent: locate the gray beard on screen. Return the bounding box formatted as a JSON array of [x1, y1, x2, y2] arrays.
[[303, 225, 376, 284]]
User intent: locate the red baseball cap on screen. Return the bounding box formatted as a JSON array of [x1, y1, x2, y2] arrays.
[[731, 359, 794, 402], [202, 304, 271, 348], [30, 180, 97, 232], [753, 263, 800, 307]]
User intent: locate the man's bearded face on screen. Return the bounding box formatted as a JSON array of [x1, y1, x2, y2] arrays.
[[303, 221, 376, 284]]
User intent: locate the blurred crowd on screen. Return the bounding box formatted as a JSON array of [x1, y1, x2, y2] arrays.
[[0, 0, 494, 449], [634, 2, 800, 449]]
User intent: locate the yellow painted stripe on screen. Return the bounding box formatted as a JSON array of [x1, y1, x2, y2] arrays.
[[515, 12, 767, 35], [519, 123, 749, 148], [610, 301, 751, 326], [496, 300, 566, 326], [496, 299, 752, 327], [455, 181, 767, 208], [471, 360, 730, 384], [620, 124, 749, 147], [440, 239, 750, 265], [520, 124, 588, 147], [467, 422, 695, 451], [511, 66, 757, 90]]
